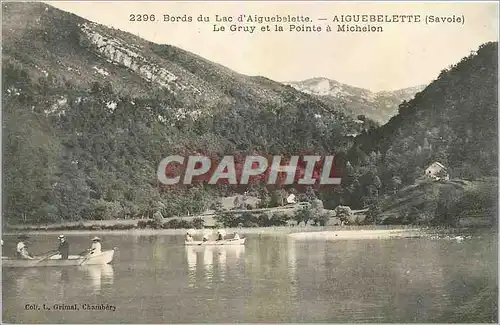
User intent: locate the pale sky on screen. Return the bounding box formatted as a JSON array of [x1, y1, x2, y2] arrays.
[[46, 1, 498, 92]]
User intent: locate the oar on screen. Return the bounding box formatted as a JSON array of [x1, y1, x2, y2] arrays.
[[78, 255, 89, 266], [34, 250, 59, 265], [78, 249, 97, 266], [76, 249, 90, 256]]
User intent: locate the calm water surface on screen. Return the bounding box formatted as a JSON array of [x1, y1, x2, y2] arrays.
[[2, 232, 497, 323]]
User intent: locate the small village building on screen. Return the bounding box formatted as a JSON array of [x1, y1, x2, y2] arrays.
[[425, 162, 450, 180], [286, 194, 296, 204]]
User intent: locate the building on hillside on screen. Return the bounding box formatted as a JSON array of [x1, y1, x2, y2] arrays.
[[286, 194, 296, 204], [425, 162, 450, 181]]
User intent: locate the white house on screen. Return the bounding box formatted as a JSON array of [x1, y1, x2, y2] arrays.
[[286, 194, 296, 204], [425, 162, 449, 180]]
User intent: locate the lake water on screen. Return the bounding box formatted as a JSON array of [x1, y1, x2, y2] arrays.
[[2, 231, 498, 323]]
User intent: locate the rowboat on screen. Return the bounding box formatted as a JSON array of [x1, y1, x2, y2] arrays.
[[1, 249, 116, 268], [184, 238, 246, 246]]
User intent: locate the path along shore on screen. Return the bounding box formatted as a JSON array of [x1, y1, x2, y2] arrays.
[[2, 224, 485, 240]]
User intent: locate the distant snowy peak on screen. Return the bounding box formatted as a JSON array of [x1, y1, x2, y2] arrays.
[[286, 77, 422, 101], [285, 78, 425, 123], [292, 78, 370, 98]]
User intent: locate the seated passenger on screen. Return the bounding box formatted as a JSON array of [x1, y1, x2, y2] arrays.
[[16, 235, 34, 259]]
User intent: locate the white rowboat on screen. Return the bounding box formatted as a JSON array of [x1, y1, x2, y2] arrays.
[[184, 238, 246, 246], [2, 249, 116, 268]]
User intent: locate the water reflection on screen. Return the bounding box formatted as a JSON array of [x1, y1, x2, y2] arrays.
[[286, 238, 297, 300], [61, 268, 70, 282], [228, 245, 245, 259], [11, 265, 114, 297], [203, 246, 213, 287], [13, 268, 40, 294], [185, 246, 197, 288], [152, 236, 167, 264], [216, 248, 227, 281], [185, 246, 246, 288], [49, 268, 72, 298], [80, 265, 115, 294]]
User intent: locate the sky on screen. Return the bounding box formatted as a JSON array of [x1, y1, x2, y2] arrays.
[[46, 1, 498, 92]]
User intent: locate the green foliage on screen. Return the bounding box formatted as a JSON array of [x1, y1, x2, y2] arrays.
[[191, 217, 205, 229], [366, 203, 381, 225], [270, 213, 290, 226], [269, 189, 287, 208], [162, 218, 192, 229], [293, 207, 312, 225], [210, 201, 223, 211], [136, 218, 202, 229], [312, 214, 330, 226], [213, 210, 291, 228], [214, 211, 240, 228], [335, 205, 353, 224]]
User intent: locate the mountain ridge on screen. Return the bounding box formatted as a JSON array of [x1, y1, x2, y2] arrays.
[[286, 77, 426, 124]]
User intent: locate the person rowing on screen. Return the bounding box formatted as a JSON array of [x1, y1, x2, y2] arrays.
[[232, 232, 240, 240], [57, 235, 70, 260], [16, 235, 34, 259], [185, 232, 194, 242], [87, 237, 102, 255], [216, 231, 224, 241]]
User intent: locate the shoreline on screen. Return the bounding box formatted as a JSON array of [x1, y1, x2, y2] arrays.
[[2, 224, 493, 238]]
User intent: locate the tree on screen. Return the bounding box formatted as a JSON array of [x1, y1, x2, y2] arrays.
[[434, 186, 460, 226], [192, 217, 205, 229], [90, 81, 102, 94], [210, 201, 223, 211], [310, 199, 324, 216], [366, 202, 381, 225], [335, 205, 353, 224], [310, 200, 330, 226], [293, 206, 312, 225], [269, 189, 287, 207], [390, 176, 402, 195], [373, 176, 382, 191]]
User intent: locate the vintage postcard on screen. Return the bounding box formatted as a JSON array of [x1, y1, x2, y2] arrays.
[[1, 0, 498, 323]]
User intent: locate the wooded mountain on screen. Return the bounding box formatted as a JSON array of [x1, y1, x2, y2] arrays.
[[337, 41, 498, 225], [351, 42, 498, 184], [286, 78, 425, 124]]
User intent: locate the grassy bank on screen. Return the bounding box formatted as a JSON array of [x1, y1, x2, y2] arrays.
[[4, 218, 146, 232], [3, 223, 495, 238]]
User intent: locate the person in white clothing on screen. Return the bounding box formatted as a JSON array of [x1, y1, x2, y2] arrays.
[[16, 235, 34, 259], [88, 237, 102, 255], [233, 232, 240, 240]]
